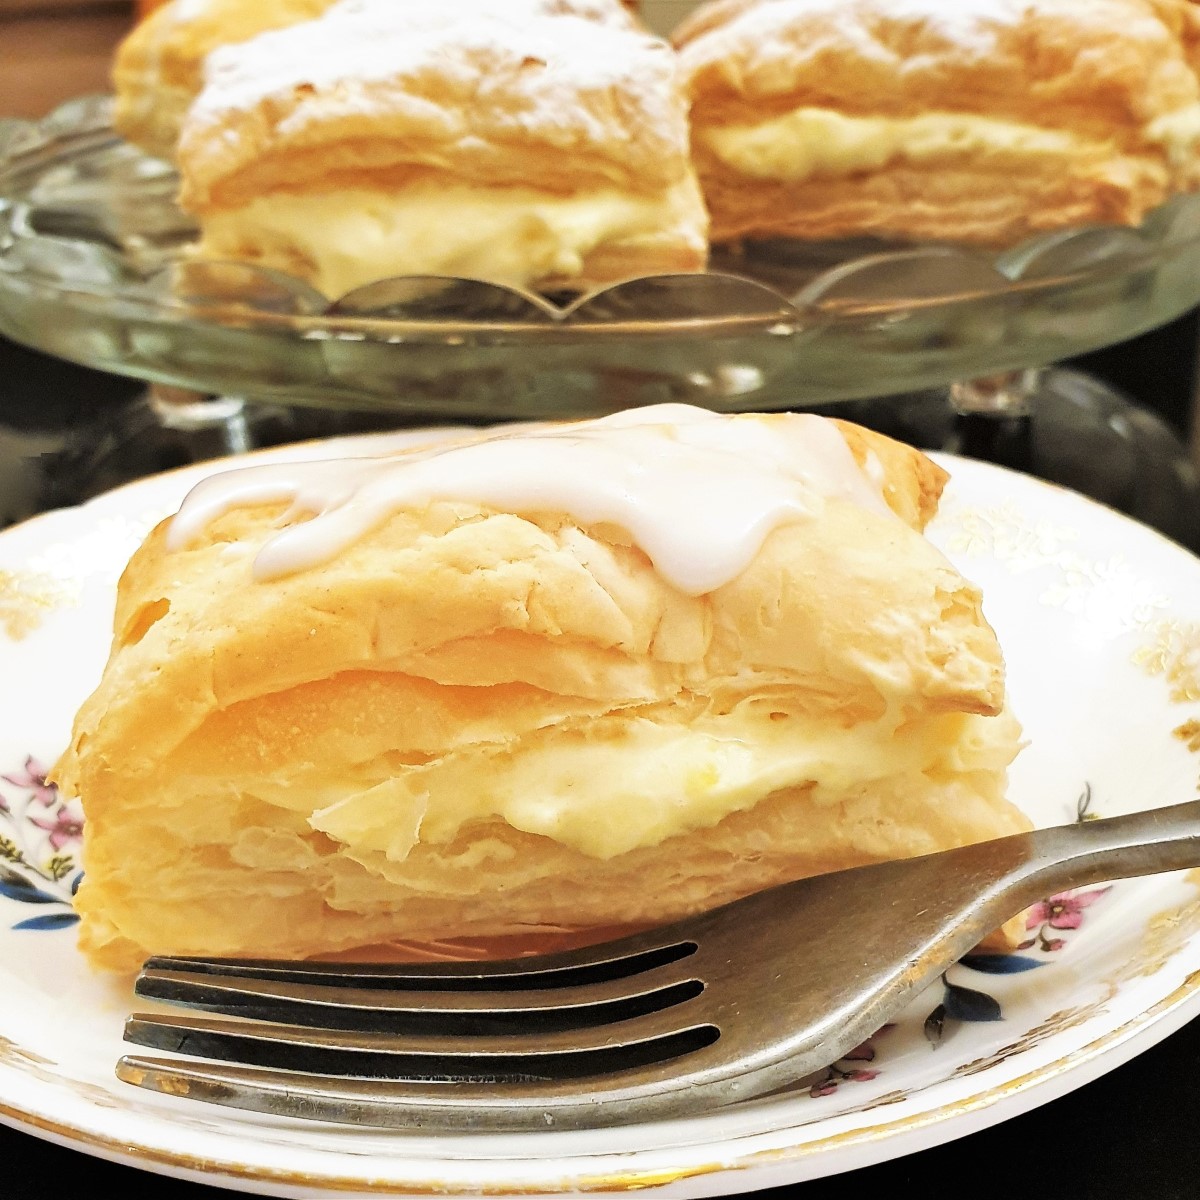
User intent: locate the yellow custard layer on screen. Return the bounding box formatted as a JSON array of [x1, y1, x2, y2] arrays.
[[702, 107, 1114, 182], [197, 177, 708, 296], [1147, 102, 1200, 168], [227, 704, 1024, 863]]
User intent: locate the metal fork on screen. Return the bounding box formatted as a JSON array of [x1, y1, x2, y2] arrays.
[[117, 800, 1200, 1131]]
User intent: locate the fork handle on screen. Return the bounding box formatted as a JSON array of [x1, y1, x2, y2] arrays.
[[1023, 797, 1200, 886], [971, 798, 1200, 927]]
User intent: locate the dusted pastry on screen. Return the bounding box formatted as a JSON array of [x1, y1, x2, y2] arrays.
[[53, 405, 1030, 974], [113, 0, 642, 161], [173, 1, 707, 295], [675, 0, 1200, 247], [114, 0, 336, 160]]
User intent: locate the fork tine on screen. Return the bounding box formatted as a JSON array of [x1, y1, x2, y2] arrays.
[[115, 1046, 752, 1132], [142, 935, 698, 991], [135, 962, 704, 1035], [124, 1010, 719, 1081], [117, 806, 1200, 1132]]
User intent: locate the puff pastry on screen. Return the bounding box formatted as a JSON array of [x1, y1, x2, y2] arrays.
[[173, 1, 707, 296], [53, 404, 1031, 974], [114, 0, 336, 160], [113, 0, 643, 161], [675, 0, 1200, 247]]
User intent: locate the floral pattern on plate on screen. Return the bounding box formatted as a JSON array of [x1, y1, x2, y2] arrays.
[[0, 756, 81, 931], [0, 441, 1198, 1199]]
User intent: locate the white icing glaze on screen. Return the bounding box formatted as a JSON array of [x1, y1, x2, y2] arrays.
[[168, 405, 894, 596]]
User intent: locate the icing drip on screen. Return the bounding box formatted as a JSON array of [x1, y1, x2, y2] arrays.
[[168, 405, 894, 596]]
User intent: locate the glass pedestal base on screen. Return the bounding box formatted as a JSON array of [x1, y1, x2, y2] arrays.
[[9, 369, 1198, 556], [813, 368, 1200, 554]]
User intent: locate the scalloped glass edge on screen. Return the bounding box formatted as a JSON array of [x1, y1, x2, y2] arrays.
[[4, 94, 1200, 340]]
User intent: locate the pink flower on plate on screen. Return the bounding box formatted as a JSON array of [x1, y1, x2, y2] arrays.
[[1025, 887, 1111, 932], [1, 757, 58, 807], [28, 804, 83, 851], [841, 1040, 878, 1063]]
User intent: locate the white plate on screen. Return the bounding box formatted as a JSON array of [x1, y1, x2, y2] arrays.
[[1, 434, 1199, 1199]]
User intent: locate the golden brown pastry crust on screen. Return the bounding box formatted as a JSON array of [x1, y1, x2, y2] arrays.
[[676, 0, 1200, 245], [697, 156, 1170, 247], [114, 0, 645, 162], [179, 10, 692, 208], [113, 0, 336, 160], [53, 415, 1030, 974], [173, 4, 707, 292]]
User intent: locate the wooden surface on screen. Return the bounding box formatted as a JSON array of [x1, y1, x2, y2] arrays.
[[0, 3, 133, 120]]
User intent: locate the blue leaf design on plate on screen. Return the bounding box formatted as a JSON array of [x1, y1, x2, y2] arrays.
[[943, 982, 1003, 1023], [0, 878, 60, 905], [12, 912, 79, 931], [924, 1003, 948, 1046], [960, 953, 1046, 974]]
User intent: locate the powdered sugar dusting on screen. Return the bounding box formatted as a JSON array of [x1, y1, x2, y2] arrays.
[[677, 0, 1176, 99], [155, 0, 635, 33], [332, 0, 638, 26], [168, 0, 218, 22], [795, 0, 1030, 45], [190, 0, 669, 125], [674, 0, 1022, 103], [679, 0, 1031, 61]]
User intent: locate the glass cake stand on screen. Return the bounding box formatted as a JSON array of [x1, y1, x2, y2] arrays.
[[2, 97, 1199, 546]]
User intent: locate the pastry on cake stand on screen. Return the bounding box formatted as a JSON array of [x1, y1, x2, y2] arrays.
[[1, 96, 1198, 548]]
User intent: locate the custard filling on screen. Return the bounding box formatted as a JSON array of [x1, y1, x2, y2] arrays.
[[701, 107, 1123, 182], [196, 177, 708, 297], [213, 704, 1028, 863]]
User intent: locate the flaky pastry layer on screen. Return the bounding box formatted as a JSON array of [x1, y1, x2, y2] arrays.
[[114, 0, 642, 161], [113, 0, 337, 160], [179, 5, 692, 208], [676, 0, 1200, 244], [53, 416, 1029, 973], [173, 3, 706, 290]]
